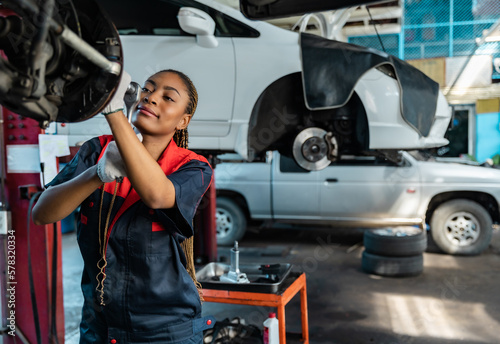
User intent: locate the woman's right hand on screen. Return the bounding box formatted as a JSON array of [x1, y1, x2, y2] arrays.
[[97, 141, 127, 183]]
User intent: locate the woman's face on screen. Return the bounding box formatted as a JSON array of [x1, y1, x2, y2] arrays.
[[132, 71, 192, 138]]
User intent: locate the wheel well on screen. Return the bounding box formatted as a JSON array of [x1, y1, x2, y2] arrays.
[[425, 191, 500, 224], [247, 72, 369, 161], [216, 190, 251, 220]]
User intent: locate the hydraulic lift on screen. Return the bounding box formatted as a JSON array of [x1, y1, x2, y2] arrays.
[[0, 108, 65, 343]]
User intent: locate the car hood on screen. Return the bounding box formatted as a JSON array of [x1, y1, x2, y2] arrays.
[[300, 33, 440, 137], [418, 160, 500, 184]]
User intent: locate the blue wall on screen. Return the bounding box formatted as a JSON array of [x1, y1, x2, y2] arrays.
[[476, 112, 500, 162]]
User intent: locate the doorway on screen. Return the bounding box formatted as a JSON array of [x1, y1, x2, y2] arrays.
[[435, 105, 475, 158]]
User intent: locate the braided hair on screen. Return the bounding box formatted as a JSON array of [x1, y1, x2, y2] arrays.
[[158, 69, 198, 149], [156, 69, 202, 299]]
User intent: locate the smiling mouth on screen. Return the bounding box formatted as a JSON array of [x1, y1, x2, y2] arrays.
[[138, 107, 158, 118]]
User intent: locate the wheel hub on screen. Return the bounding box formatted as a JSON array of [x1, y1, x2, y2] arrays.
[[216, 208, 233, 239], [444, 212, 480, 247], [292, 127, 337, 171]]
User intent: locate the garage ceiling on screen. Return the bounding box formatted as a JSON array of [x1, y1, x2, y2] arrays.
[[214, 0, 402, 41]]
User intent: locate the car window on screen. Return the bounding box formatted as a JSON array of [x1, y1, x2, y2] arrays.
[[328, 155, 398, 167], [279, 155, 311, 173], [211, 10, 259, 37], [279, 153, 397, 172], [100, 0, 259, 38]]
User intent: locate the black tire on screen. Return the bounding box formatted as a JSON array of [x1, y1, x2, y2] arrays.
[[430, 199, 492, 256], [361, 251, 423, 277], [364, 227, 427, 257], [216, 197, 247, 246]]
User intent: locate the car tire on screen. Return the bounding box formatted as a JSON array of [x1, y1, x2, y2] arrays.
[[216, 197, 247, 246], [430, 199, 492, 256], [363, 227, 427, 257], [361, 251, 424, 277]]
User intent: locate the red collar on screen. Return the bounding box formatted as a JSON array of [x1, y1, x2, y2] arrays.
[[96, 135, 209, 241]]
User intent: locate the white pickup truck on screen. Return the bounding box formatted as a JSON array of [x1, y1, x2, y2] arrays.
[[215, 151, 500, 255]]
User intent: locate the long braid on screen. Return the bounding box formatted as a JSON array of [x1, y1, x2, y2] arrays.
[[173, 129, 189, 149], [175, 128, 203, 300], [166, 70, 203, 301]]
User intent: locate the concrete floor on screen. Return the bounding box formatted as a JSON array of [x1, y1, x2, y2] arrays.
[[62, 226, 500, 344]]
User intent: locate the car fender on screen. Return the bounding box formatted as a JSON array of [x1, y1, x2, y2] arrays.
[[300, 33, 441, 138], [421, 190, 500, 225]]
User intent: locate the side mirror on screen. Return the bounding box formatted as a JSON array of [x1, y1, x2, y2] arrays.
[[178, 7, 218, 48]]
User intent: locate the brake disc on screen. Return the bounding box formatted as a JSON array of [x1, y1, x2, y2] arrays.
[[292, 127, 334, 171]]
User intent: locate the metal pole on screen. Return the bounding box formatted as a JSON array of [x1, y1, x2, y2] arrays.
[[450, 0, 454, 57], [0, 107, 7, 344], [399, 0, 405, 60], [60, 26, 121, 75], [15, 0, 121, 75]]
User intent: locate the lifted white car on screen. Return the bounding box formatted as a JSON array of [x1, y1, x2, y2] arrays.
[[56, 0, 451, 170]]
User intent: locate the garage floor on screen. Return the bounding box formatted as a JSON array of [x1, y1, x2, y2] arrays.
[[62, 226, 500, 344]]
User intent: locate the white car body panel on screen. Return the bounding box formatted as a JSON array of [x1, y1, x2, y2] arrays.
[[354, 69, 450, 150], [231, 33, 301, 124], [316, 157, 421, 219], [122, 35, 235, 137]]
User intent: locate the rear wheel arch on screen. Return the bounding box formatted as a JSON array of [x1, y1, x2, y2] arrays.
[[425, 191, 500, 225], [247, 72, 369, 161]]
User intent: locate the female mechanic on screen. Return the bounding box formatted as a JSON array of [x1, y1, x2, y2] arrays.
[[32, 70, 215, 343]]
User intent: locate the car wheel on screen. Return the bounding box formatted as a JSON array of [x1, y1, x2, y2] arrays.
[[430, 199, 493, 256], [361, 251, 424, 277], [216, 197, 247, 246], [364, 227, 427, 257]]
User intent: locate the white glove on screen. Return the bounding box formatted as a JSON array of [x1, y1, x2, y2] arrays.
[[102, 71, 132, 115], [97, 141, 127, 183]]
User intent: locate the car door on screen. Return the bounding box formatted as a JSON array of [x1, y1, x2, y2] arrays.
[[317, 154, 421, 222], [271, 153, 320, 220], [103, 0, 236, 141]]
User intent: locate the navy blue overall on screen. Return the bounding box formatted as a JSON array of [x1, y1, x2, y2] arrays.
[[47, 135, 215, 343]]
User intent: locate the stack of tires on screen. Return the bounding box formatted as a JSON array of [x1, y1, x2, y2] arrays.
[[361, 226, 427, 277]]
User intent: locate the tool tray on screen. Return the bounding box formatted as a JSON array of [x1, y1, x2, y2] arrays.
[[196, 262, 293, 293]]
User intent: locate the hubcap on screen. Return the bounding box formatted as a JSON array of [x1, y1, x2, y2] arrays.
[[216, 208, 233, 239], [444, 212, 480, 247]]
